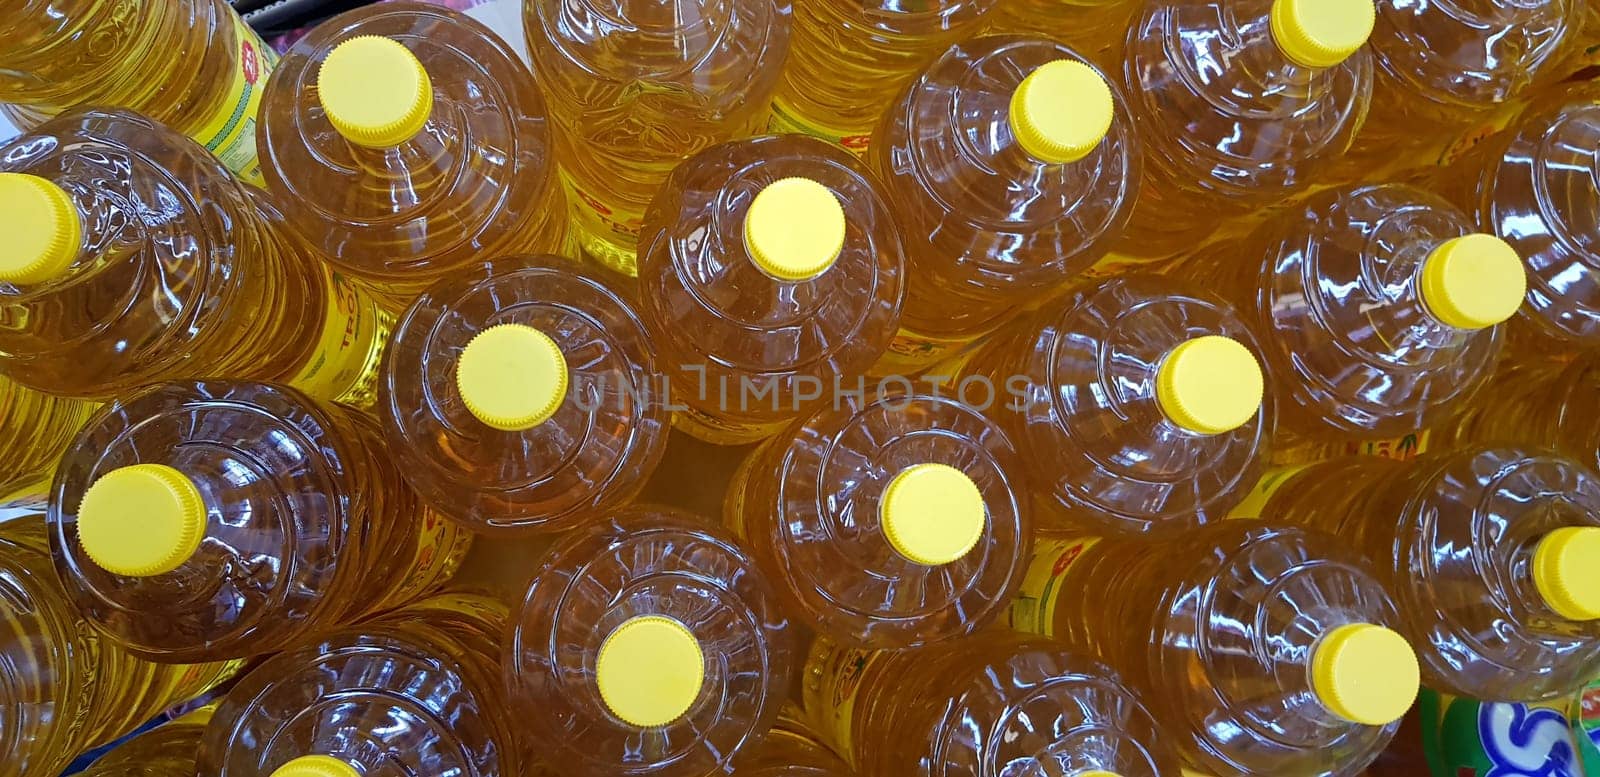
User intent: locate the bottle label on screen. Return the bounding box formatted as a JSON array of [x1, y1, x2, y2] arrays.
[[1226, 464, 1314, 520], [1005, 536, 1100, 636], [672, 405, 791, 445], [872, 328, 983, 376], [768, 97, 873, 155], [1575, 679, 1600, 776], [378, 508, 473, 611], [806, 642, 881, 760], [1341, 430, 1430, 461], [190, 12, 278, 186], [561, 171, 644, 240], [1415, 688, 1583, 777], [286, 268, 394, 407]]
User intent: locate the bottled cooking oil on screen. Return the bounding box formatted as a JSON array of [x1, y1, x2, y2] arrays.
[[802, 631, 1182, 776], [637, 135, 905, 445], [0, 109, 391, 405], [1440, 355, 1600, 473], [76, 705, 214, 777], [1008, 520, 1419, 775], [508, 506, 796, 777], [1243, 445, 1600, 701], [733, 708, 857, 775], [0, 515, 237, 777], [725, 391, 1031, 648], [987, 0, 1142, 65], [1181, 184, 1525, 452], [1113, 0, 1375, 261], [381, 255, 670, 534], [0, 0, 277, 184], [257, 4, 568, 305], [0, 373, 97, 499], [869, 37, 1141, 374], [197, 592, 517, 777], [771, 0, 997, 153], [1432, 81, 1600, 348], [48, 380, 472, 663], [947, 274, 1271, 534], [524, 0, 792, 276]]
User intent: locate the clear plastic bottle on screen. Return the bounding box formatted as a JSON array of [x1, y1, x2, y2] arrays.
[[947, 274, 1271, 534], [47, 380, 472, 663], [770, 0, 997, 153], [0, 0, 277, 184], [1008, 520, 1420, 776], [508, 506, 796, 777], [197, 591, 518, 777], [0, 515, 238, 777], [1247, 446, 1600, 702], [524, 0, 792, 276], [76, 705, 215, 777], [733, 708, 857, 776], [802, 631, 1182, 777], [637, 135, 905, 445], [1440, 355, 1600, 474], [724, 391, 1031, 648], [869, 38, 1141, 374], [1179, 184, 1526, 449], [0, 109, 391, 405], [0, 373, 97, 499], [1431, 81, 1600, 348], [987, 0, 1142, 66], [257, 3, 568, 305], [381, 255, 669, 534], [1113, 0, 1375, 261]]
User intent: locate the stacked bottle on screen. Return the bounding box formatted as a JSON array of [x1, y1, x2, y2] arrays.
[[74, 706, 215, 777], [0, 373, 96, 498]]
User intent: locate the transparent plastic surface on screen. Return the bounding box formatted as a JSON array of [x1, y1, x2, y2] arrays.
[[1261, 447, 1600, 701], [508, 506, 796, 777], [198, 592, 515, 777], [725, 392, 1031, 648], [1434, 83, 1600, 346], [988, 0, 1142, 65], [48, 381, 471, 663], [78, 706, 213, 777], [1114, 0, 1373, 259], [0, 373, 96, 497], [872, 35, 1140, 354], [732, 709, 857, 776], [259, 3, 567, 302], [1442, 355, 1600, 473], [0, 516, 236, 777], [773, 0, 996, 145], [525, 0, 791, 275], [637, 135, 905, 444], [382, 255, 669, 534], [802, 632, 1180, 777], [1184, 184, 1503, 442], [1037, 521, 1405, 776], [955, 275, 1272, 534]]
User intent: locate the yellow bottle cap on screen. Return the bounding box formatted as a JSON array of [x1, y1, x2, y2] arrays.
[[76, 464, 207, 577], [1269, 0, 1376, 69], [1418, 233, 1526, 330], [1008, 59, 1115, 165], [595, 616, 705, 728], [1532, 526, 1600, 621], [1154, 335, 1265, 436], [1309, 623, 1419, 725], [456, 323, 569, 431], [879, 463, 987, 566], [0, 173, 81, 285], [317, 36, 433, 148], [1075, 772, 1124, 777], [269, 756, 362, 777], [743, 177, 845, 282]]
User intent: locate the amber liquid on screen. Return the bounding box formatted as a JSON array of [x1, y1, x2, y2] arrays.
[[0, 374, 97, 497], [76, 706, 215, 777]]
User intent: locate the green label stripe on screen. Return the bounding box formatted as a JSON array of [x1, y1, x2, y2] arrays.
[[205, 80, 253, 152]]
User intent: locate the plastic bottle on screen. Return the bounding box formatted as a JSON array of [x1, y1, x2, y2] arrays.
[[0, 373, 97, 499], [1179, 184, 1526, 453], [725, 391, 1031, 648], [381, 255, 669, 534], [945, 274, 1271, 534], [524, 0, 792, 276], [802, 631, 1182, 776], [47, 380, 472, 663], [733, 709, 857, 776], [197, 591, 518, 777], [770, 0, 997, 153], [508, 506, 796, 777], [1242, 446, 1600, 702], [0, 515, 237, 777], [0, 0, 277, 184], [868, 37, 1141, 374], [257, 3, 567, 305], [987, 0, 1141, 66], [0, 109, 391, 405], [1431, 82, 1600, 348], [1112, 0, 1375, 261], [1008, 520, 1419, 775], [637, 135, 905, 445], [1440, 355, 1600, 474], [76, 705, 215, 777]]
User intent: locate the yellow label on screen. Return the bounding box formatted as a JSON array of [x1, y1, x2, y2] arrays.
[[189, 13, 277, 186], [561, 171, 644, 240], [1226, 464, 1314, 519], [287, 268, 393, 407], [805, 642, 881, 760], [871, 328, 982, 376], [672, 405, 792, 445], [1005, 536, 1100, 636], [768, 97, 873, 156], [378, 507, 472, 610], [1342, 430, 1430, 461]]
